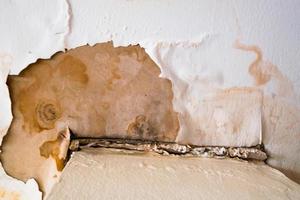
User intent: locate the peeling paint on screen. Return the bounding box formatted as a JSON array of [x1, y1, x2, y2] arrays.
[[0, 0, 300, 198], [1, 43, 179, 195]]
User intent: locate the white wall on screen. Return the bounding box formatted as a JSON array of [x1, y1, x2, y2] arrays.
[[0, 0, 299, 192]]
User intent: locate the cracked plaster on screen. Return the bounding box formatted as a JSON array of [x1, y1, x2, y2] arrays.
[[0, 0, 300, 199]]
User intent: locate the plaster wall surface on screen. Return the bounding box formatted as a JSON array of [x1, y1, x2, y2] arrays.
[[0, 0, 300, 198], [47, 149, 300, 200]]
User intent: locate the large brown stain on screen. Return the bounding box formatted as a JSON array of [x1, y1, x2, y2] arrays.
[[7, 55, 89, 133], [1, 42, 179, 194], [6, 42, 178, 140]]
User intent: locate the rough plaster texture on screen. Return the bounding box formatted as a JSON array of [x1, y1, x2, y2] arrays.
[[47, 148, 300, 200], [0, 0, 300, 198]]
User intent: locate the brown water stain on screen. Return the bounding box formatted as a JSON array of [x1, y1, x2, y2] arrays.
[[6, 43, 178, 139], [56, 55, 89, 85], [39, 128, 70, 171], [234, 41, 270, 85], [127, 115, 155, 140], [7, 55, 89, 133], [2, 42, 179, 194], [234, 40, 294, 97], [35, 99, 62, 130]]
